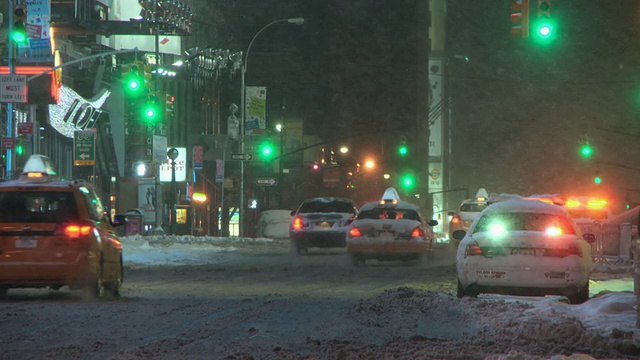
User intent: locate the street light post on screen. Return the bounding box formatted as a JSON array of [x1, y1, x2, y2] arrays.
[[239, 17, 304, 237], [167, 147, 179, 234]]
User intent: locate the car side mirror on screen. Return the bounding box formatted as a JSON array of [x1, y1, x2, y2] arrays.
[[452, 229, 466, 240], [290, 210, 296, 216], [582, 233, 596, 244], [428, 219, 438, 227], [113, 214, 126, 227]]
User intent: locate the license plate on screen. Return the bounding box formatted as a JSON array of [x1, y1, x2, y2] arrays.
[[511, 248, 534, 255], [379, 231, 394, 238], [316, 222, 331, 229], [16, 237, 37, 248], [477, 270, 507, 280]]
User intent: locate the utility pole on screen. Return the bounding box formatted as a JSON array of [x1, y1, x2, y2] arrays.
[[416, 0, 432, 218]]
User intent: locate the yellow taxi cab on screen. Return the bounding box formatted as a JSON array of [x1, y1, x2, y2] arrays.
[[0, 155, 125, 300]]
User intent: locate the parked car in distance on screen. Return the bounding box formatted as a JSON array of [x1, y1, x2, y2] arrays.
[[453, 198, 596, 304], [0, 155, 126, 300], [346, 187, 438, 266], [449, 188, 491, 244], [289, 197, 358, 255], [257, 209, 293, 239]]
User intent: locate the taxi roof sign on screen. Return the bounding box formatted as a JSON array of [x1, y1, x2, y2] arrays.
[[22, 154, 57, 176], [380, 187, 401, 205]]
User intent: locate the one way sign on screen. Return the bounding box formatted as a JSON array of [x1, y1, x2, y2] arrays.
[[256, 178, 278, 186]]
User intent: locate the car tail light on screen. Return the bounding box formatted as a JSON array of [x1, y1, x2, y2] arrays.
[[545, 226, 562, 236], [451, 215, 461, 225], [291, 217, 304, 230], [349, 227, 362, 238], [411, 227, 424, 237], [54, 222, 94, 238], [465, 243, 483, 257]]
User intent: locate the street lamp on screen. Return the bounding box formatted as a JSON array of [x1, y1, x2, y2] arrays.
[[167, 147, 179, 235], [239, 17, 305, 236]]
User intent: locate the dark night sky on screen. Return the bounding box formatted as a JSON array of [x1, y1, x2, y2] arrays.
[[190, 0, 640, 209]]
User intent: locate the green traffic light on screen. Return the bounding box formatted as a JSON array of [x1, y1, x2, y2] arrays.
[[124, 72, 145, 97], [16, 145, 23, 156], [580, 144, 593, 158], [141, 101, 160, 123], [400, 174, 415, 190], [398, 144, 408, 156], [259, 142, 275, 159], [536, 23, 552, 38], [594, 176, 602, 184], [531, 18, 556, 45], [11, 28, 27, 44]]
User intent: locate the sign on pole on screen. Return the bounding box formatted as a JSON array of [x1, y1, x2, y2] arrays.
[[73, 130, 95, 166], [193, 145, 203, 171], [0, 75, 27, 103], [231, 153, 252, 161], [256, 178, 277, 186]]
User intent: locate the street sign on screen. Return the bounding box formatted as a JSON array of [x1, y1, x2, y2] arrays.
[[193, 145, 203, 171], [73, 130, 95, 166], [256, 178, 277, 186], [17, 122, 33, 134], [1, 137, 15, 150], [0, 74, 27, 103], [231, 153, 252, 161]]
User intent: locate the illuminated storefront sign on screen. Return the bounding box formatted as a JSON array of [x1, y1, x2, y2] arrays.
[[159, 147, 187, 182]]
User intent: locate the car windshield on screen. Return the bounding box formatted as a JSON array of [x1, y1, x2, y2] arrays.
[[460, 203, 490, 212], [357, 208, 421, 221], [297, 200, 355, 214], [473, 212, 576, 235], [0, 191, 78, 223]]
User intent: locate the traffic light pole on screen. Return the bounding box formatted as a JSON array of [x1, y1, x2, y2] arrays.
[[6, 2, 15, 178]]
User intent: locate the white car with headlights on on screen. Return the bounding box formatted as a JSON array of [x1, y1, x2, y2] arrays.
[[346, 188, 438, 266], [452, 198, 596, 304]]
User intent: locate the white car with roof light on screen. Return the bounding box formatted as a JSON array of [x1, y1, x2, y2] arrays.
[[452, 198, 596, 304], [346, 187, 438, 266]]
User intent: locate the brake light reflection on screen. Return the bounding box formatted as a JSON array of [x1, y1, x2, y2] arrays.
[[465, 244, 483, 257]]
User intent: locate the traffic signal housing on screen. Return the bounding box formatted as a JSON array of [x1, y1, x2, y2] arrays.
[[532, 0, 555, 43], [509, 0, 530, 38], [398, 136, 408, 157], [164, 93, 175, 119], [11, 5, 27, 44]]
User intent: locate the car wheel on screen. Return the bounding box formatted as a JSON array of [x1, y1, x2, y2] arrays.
[[351, 255, 365, 266], [82, 276, 104, 301], [0, 286, 8, 300], [456, 279, 466, 298], [567, 285, 589, 304], [290, 240, 308, 255], [83, 259, 105, 300], [104, 256, 123, 299]]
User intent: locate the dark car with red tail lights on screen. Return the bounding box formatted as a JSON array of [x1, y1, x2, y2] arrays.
[[289, 197, 358, 255]]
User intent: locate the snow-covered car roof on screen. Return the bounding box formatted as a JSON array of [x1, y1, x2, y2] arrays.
[[359, 199, 420, 212], [482, 198, 570, 216]]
